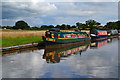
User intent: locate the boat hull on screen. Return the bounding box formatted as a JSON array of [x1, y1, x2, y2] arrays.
[[90, 35, 108, 39], [42, 36, 91, 43]]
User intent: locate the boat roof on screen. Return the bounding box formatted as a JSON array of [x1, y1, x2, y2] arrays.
[[91, 30, 107, 31], [58, 31, 87, 34], [49, 28, 60, 31]]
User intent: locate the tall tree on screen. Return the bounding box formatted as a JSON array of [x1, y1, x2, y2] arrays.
[[76, 22, 83, 30], [41, 25, 48, 30], [48, 25, 54, 29], [86, 19, 100, 30], [81, 24, 87, 30], [105, 22, 117, 29], [61, 24, 68, 30], [116, 21, 120, 30], [55, 25, 61, 29], [66, 25, 71, 29], [13, 20, 30, 30], [71, 25, 76, 28]]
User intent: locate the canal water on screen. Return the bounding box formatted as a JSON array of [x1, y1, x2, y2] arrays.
[[2, 38, 119, 78]]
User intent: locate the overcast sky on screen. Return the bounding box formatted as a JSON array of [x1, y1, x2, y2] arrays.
[[1, 0, 119, 26]]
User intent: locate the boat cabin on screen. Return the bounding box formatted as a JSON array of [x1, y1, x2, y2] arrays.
[[44, 28, 89, 39]]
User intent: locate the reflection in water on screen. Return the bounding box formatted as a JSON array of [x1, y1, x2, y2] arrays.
[[43, 43, 89, 63], [90, 39, 112, 49], [2, 38, 118, 78]]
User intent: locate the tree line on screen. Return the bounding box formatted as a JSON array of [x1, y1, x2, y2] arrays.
[[1, 19, 120, 30]]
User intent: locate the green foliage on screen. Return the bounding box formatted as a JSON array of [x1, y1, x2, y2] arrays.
[[61, 24, 68, 30], [40, 25, 54, 30], [55, 25, 61, 29], [70, 28, 79, 30], [30, 26, 41, 30], [105, 21, 120, 30], [66, 25, 71, 29], [2, 26, 13, 29], [115, 21, 120, 30], [85, 19, 101, 30], [1, 20, 120, 30], [71, 25, 76, 28], [13, 20, 30, 30], [76, 22, 88, 30], [40, 25, 48, 30], [81, 24, 87, 30], [55, 24, 71, 30], [48, 25, 54, 28], [105, 22, 115, 29], [76, 22, 82, 30]]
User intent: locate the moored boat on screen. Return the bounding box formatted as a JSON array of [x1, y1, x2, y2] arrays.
[[42, 28, 90, 43], [90, 30, 108, 38], [107, 29, 118, 36]]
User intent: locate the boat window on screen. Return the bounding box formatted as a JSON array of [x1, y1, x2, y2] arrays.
[[62, 33, 86, 38], [53, 31, 58, 38], [90, 30, 97, 34], [46, 31, 51, 38]]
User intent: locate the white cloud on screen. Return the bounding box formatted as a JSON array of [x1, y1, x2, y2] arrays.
[[25, 17, 44, 26], [1, 2, 118, 26], [1, 17, 44, 26], [65, 10, 97, 16], [54, 17, 83, 25], [2, 2, 57, 18], [0, 19, 18, 21]]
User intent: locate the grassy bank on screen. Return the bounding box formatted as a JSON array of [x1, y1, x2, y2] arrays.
[[2, 36, 42, 47], [2, 30, 45, 47]]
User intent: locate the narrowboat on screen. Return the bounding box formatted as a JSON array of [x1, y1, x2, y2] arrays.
[[42, 28, 90, 43], [90, 30, 108, 38], [107, 30, 118, 36]]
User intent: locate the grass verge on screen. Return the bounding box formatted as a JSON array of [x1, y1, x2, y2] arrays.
[[2, 36, 42, 47]]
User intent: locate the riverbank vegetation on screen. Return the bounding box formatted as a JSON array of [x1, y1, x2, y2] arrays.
[[1, 19, 120, 30], [2, 30, 45, 47]]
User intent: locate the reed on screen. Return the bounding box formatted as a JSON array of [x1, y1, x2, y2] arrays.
[[1, 30, 46, 47], [2, 31, 45, 38]]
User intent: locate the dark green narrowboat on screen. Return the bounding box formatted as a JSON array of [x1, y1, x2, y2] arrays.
[[42, 28, 91, 43]]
